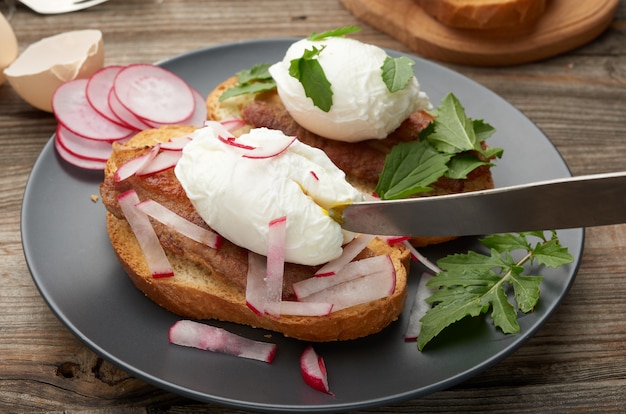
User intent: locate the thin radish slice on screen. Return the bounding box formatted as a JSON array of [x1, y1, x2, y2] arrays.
[[160, 135, 192, 151], [169, 320, 277, 363], [300, 262, 396, 312], [264, 301, 333, 317], [220, 117, 247, 132], [145, 88, 207, 128], [314, 234, 375, 277], [300, 345, 333, 395], [52, 78, 135, 141], [241, 135, 297, 159], [114, 64, 195, 125], [293, 255, 392, 300], [264, 216, 287, 315], [136, 149, 183, 176], [404, 272, 434, 342], [85, 65, 127, 126], [135, 199, 222, 249], [402, 240, 441, 274], [118, 190, 174, 278], [54, 136, 107, 170], [380, 235, 411, 245], [56, 124, 113, 162], [108, 88, 152, 130], [245, 251, 268, 316], [114, 144, 160, 182]]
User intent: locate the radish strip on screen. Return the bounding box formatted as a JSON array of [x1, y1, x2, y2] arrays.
[[300, 345, 333, 395], [264, 301, 333, 317], [54, 137, 107, 170], [404, 272, 434, 342], [160, 135, 192, 151], [314, 234, 375, 277], [136, 150, 183, 176], [135, 199, 222, 249], [245, 252, 268, 316], [265, 216, 287, 315], [242, 135, 297, 159], [169, 320, 277, 363], [293, 255, 392, 300], [114, 64, 195, 125], [402, 240, 441, 274], [52, 78, 135, 141], [114, 144, 160, 182], [220, 117, 247, 132], [118, 190, 173, 278]]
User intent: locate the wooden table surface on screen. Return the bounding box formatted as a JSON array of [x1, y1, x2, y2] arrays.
[[2, 0, 626, 412]]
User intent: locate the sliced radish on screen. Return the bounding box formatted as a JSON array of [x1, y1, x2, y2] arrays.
[[85, 65, 127, 126], [218, 135, 256, 150], [54, 136, 107, 170], [108, 87, 152, 130], [264, 301, 333, 317], [402, 240, 441, 274], [169, 320, 277, 363], [113, 144, 160, 182], [300, 261, 396, 312], [136, 149, 183, 176], [113, 64, 195, 125], [245, 251, 268, 316], [404, 273, 434, 342], [293, 255, 392, 300], [135, 199, 221, 249], [380, 235, 411, 245], [220, 117, 247, 132], [118, 190, 173, 278], [52, 78, 135, 141], [264, 216, 287, 315], [241, 135, 297, 159], [145, 88, 207, 128], [55, 124, 115, 162], [160, 135, 192, 151], [300, 345, 333, 395], [314, 234, 375, 277]]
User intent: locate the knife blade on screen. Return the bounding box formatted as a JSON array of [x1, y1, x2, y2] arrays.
[[330, 171, 626, 237]]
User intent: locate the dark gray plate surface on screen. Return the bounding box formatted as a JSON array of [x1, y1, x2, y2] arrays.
[[21, 39, 583, 413]]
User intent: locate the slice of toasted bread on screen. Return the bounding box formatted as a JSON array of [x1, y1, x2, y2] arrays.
[[415, 0, 547, 29], [103, 126, 411, 342]]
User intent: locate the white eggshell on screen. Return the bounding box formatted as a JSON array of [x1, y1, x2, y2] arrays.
[[0, 13, 18, 85], [4, 29, 104, 112]]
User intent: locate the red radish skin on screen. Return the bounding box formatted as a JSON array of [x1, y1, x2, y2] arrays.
[[241, 135, 297, 159], [108, 87, 152, 130], [85, 65, 128, 126], [300, 345, 333, 395], [135, 199, 222, 249], [135, 150, 183, 176], [314, 234, 375, 277], [55, 124, 112, 162], [54, 137, 107, 170], [118, 190, 174, 278], [113, 64, 195, 125], [113, 144, 161, 182], [220, 117, 247, 132], [218, 135, 256, 150], [52, 78, 135, 141], [160, 135, 192, 151], [169, 320, 277, 363]]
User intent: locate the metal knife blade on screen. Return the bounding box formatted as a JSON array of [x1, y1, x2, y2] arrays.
[[330, 171, 626, 236]]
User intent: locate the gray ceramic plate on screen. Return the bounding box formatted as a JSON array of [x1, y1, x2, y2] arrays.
[[21, 39, 583, 412]]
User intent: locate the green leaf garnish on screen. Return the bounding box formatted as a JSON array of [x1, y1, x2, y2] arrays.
[[417, 232, 574, 351], [307, 26, 361, 41], [289, 46, 333, 112], [381, 56, 415, 93], [218, 63, 277, 102]]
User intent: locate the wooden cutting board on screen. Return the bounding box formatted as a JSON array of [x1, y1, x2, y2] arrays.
[[340, 0, 619, 66]]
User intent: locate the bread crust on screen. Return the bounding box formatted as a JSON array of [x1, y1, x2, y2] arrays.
[[415, 0, 547, 29]]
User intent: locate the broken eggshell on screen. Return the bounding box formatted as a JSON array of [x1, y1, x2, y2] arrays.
[[3, 29, 104, 112], [0, 13, 18, 85]]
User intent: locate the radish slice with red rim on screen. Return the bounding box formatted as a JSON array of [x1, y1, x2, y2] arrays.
[[169, 320, 277, 363], [118, 189, 174, 278], [54, 136, 107, 170], [85, 65, 127, 126], [113, 64, 195, 125], [114, 144, 160, 182], [300, 345, 333, 395], [108, 87, 152, 130], [402, 240, 441, 274], [314, 234, 375, 277], [135, 199, 222, 249], [264, 216, 287, 315], [52, 78, 135, 141], [404, 272, 434, 342], [145, 88, 207, 128], [136, 149, 183, 176], [220, 117, 247, 132], [160, 135, 192, 151], [241, 135, 297, 159], [55, 124, 112, 162]]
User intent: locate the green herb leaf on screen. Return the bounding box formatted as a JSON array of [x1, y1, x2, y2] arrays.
[[445, 153, 492, 179], [427, 93, 482, 153], [417, 232, 574, 351], [375, 140, 452, 200], [289, 46, 333, 112], [218, 63, 277, 102], [307, 26, 361, 41], [381, 56, 415, 93]]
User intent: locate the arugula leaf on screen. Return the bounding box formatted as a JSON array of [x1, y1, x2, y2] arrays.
[[417, 232, 574, 351], [307, 25, 361, 41], [375, 140, 452, 200], [218, 63, 276, 102], [381, 56, 415, 93], [289, 46, 333, 112]]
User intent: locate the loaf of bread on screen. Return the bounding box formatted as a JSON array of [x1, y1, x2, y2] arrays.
[[101, 126, 411, 342], [415, 0, 547, 29]]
